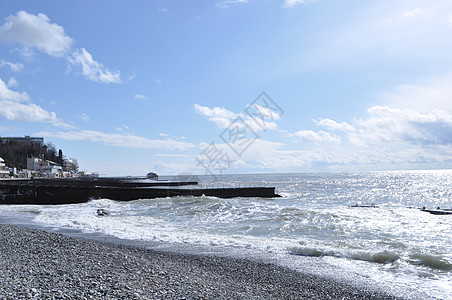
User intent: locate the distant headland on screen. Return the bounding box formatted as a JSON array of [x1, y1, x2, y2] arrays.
[[0, 136, 79, 179], [0, 136, 280, 204]]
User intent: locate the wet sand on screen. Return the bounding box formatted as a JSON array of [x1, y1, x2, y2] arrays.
[[0, 224, 401, 299]]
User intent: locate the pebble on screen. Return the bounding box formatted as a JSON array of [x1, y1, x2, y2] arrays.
[[0, 224, 403, 299]]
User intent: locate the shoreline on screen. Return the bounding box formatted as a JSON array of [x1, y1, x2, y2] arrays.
[[0, 224, 403, 299]]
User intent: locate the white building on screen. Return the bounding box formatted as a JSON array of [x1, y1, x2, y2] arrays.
[[44, 161, 62, 177], [0, 157, 10, 178], [27, 157, 62, 177], [63, 159, 75, 172], [27, 157, 42, 171]]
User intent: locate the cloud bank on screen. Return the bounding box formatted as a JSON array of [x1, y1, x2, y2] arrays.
[[37, 130, 196, 151], [0, 77, 68, 127], [0, 10, 73, 57], [0, 11, 121, 84], [194, 103, 278, 132]]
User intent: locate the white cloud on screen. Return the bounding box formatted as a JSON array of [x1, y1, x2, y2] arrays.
[[0, 11, 122, 84], [0, 99, 68, 127], [78, 113, 89, 123], [294, 130, 341, 143], [254, 104, 281, 121], [215, 134, 452, 172], [233, 139, 284, 161], [381, 76, 452, 112], [316, 118, 355, 132], [281, 73, 452, 169], [367, 76, 452, 146], [115, 125, 134, 135], [134, 94, 148, 100], [194, 103, 279, 132], [0, 10, 73, 57], [214, 135, 452, 171], [68, 48, 121, 84], [194, 137, 403, 172], [37, 130, 196, 151], [10, 46, 35, 58], [0, 77, 29, 102], [0, 77, 70, 128], [154, 79, 162, 85], [215, 0, 249, 9], [296, 102, 452, 149], [352, 106, 452, 146], [194, 104, 237, 128], [194, 138, 286, 174], [0, 59, 24, 72], [7, 77, 18, 88], [401, 7, 425, 18], [195, 78, 452, 172], [283, 0, 306, 8]]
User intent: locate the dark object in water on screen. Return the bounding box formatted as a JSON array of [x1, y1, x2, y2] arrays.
[[420, 207, 452, 215], [146, 172, 158, 180], [350, 203, 378, 208], [96, 209, 110, 216]]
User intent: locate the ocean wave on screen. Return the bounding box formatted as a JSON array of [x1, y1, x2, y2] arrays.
[[409, 253, 452, 272], [289, 245, 452, 273], [288, 246, 400, 264]]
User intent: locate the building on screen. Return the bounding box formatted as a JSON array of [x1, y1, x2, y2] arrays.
[[63, 159, 76, 172], [43, 161, 63, 177], [0, 136, 44, 146], [0, 156, 10, 178], [27, 156, 62, 177], [27, 156, 42, 171]]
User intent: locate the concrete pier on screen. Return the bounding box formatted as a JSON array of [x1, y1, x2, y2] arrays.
[[0, 178, 280, 205]]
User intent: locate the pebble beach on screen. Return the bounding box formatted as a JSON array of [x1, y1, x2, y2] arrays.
[[0, 224, 402, 299]]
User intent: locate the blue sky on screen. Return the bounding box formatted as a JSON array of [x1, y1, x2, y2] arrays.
[[2, 0, 452, 176]]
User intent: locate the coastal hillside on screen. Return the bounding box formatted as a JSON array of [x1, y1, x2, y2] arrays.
[[0, 137, 75, 170]]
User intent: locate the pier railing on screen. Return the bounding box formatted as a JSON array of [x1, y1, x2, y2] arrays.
[[196, 182, 267, 189]]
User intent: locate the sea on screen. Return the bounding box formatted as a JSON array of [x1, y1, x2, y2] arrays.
[[1, 171, 451, 299]]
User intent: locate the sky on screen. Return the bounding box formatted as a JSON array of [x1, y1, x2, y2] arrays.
[[2, 0, 452, 176]]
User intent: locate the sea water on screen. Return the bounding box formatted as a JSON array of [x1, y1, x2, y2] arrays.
[[1, 171, 451, 299]]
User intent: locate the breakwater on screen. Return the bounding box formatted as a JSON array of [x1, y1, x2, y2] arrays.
[[0, 177, 280, 205]]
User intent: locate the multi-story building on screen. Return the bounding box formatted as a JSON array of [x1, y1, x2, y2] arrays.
[[63, 159, 76, 172], [0, 136, 44, 146], [0, 156, 10, 178], [27, 156, 62, 177], [27, 156, 42, 171]]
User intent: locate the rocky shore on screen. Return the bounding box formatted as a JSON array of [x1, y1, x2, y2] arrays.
[[0, 224, 401, 299]]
